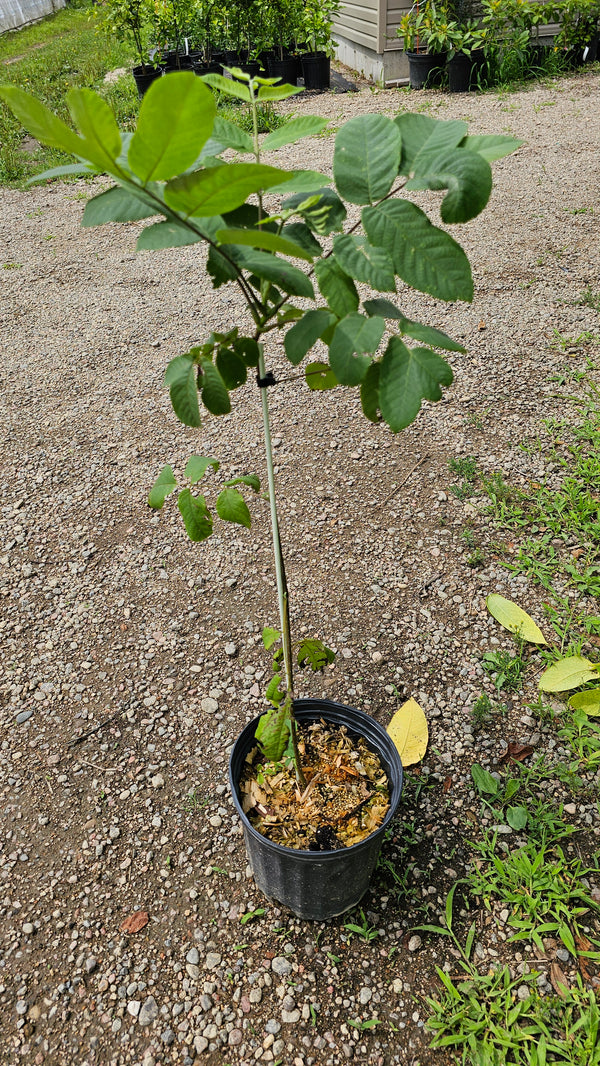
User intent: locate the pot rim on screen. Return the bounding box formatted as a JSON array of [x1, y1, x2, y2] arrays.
[[229, 698, 403, 861]]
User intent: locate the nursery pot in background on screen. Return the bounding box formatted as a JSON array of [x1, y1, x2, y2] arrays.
[[406, 49, 447, 89], [229, 699, 404, 921], [132, 65, 163, 97], [300, 51, 330, 90], [268, 54, 299, 85], [447, 50, 480, 92]]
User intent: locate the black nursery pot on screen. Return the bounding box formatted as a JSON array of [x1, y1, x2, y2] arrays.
[[447, 50, 477, 92], [132, 64, 163, 97], [406, 49, 447, 89], [268, 55, 299, 85], [300, 51, 331, 90], [229, 699, 404, 921]]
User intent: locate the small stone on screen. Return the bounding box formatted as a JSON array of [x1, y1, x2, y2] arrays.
[[138, 996, 159, 1026], [16, 1001, 28, 1016], [16, 710, 33, 725], [228, 1029, 243, 1046], [127, 1001, 141, 1018], [194, 1036, 209, 1053], [225, 643, 237, 658], [186, 947, 199, 965], [281, 1009, 301, 1024], [408, 935, 422, 952], [85, 957, 98, 974], [209, 815, 222, 828], [151, 774, 165, 789], [22, 923, 34, 936], [359, 987, 372, 1005], [161, 1028, 175, 1045], [556, 948, 570, 963], [265, 1019, 281, 1035], [392, 979, 403, 994], [271, 956, 292, 977], [205, 952, 221, 970], [517, 985, 531, 1001], [564, 803, 577, 815], [201, 698, 219, 714]]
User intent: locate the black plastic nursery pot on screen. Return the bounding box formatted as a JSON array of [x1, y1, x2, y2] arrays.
[[268, 55, 299, 85], [300, 51, 331, 90], [132, 65, 163, 97], [406, 49, 447, 89], [447, 50, 479, 92], [229, 699, 404, 921]]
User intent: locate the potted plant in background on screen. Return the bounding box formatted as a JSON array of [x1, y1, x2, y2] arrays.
[[153, 0, 197, 69], [99, 0, 160, 96], [300, 0, 340, 90], [446, 21, 489, 91], [263, 0, 303, 85], [0, 71, 519, 919], [398, 0, 454, 89], [554, 0, 600, 66]]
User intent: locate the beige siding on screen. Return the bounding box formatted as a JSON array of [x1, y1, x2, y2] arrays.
[[333, 0, 379, 53], [386, 0, 412, 50]]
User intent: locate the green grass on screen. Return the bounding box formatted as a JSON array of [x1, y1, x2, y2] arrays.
[[0, 2, 137, 186]]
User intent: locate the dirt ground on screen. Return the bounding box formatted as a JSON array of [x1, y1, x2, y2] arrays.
[[1, 66, 600, 1066]]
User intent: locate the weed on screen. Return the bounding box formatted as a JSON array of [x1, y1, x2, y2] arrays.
[[240, 907, 265, 924], [577, 287, 600, 313], [449, 455, 479, 499], [482, 646, 527, 692], [466, 547, 486, 568], [470, 692, 506, 731], [464, 407, 491, 429], [348, 1017, 382, 1031], [344, 909, 379, 943], [182, 788, 209, 812], [3, 262, 22, 269], [557, 709, 600, 770]]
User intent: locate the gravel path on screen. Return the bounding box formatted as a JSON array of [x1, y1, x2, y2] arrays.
[[1, 69, 600, 1066]]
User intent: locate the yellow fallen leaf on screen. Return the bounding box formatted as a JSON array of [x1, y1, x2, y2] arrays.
[[486, 593, 547, 645], [386, 698, 428, 767]]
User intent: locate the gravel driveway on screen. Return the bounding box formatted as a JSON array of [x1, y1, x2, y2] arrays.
[[1, 68, 600, 1066]]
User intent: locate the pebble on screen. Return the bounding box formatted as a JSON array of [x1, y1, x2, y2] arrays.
[[205, 952, 222, 970], [408, 935, 422, 952], [15, 710, 33, 725], [138, 997, 159, 1026], [271, 956, 292, 976], [225, 643, 237, 657], [16, 1001, 28, 1016], [201, 697, 219, 714], [151, 774, 165, 789], [22, 922, 34, 935], [186, 947, 199, 965]]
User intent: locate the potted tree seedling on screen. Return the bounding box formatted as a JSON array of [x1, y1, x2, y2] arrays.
[[398, 0, 455, 88], [0, 71, 519, 919], [99, 0, 160, 96], [300, 0, 340, 89]]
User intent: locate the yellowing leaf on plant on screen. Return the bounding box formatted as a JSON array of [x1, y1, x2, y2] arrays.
[[539, 656, 599, 693], [386, 698, 428, 767], [568, 688, 600, 715], [486, 594, 547, 645]]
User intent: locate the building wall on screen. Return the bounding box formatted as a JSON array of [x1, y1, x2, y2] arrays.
[[0, 0, 65, 33]]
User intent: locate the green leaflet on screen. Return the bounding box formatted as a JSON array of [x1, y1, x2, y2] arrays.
[[215, 347, 247, 389], [282, 187, 346, 234], [395, 114, 466, 176], [137, 220, 206, 251], [199, 72, 252, 101], [164, 354, 201, 427], [212, 115, 254, 154], [67, 88, 122, 174], [297, 638, 335, 671], [82, 185, 158, 226], [164, 163, 291, 217], [328, 313, 385, 386], [236, 249, 314, 299], [459, 134, 523, 163], [148, 465, 177, 508], [360, 362, 381, 423], [128, 73, 216, 183], [216, 487, 251, 528], [262, 115, 329, 152], [284, 309, 336, 366], [257, 83, 303, 102], [314, 259, 359, 318], [362, 200, 473, 303], [184, 455, 220, 483], [305, 362, 338, 390], [333, 234, 396, 293], [224, 474, 260, 491], [0, 85, 84, 158], [406, 147, 493, 225], [255, 702, 291, 761], [177, 489, 213, 541], [216, 227, 314, 262], [378, 337, 453, 432], [199, 359, 231, 415], [539, 656, 599, 693], [333, 114, 401, 206]]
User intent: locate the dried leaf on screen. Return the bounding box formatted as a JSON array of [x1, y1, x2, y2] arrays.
[[386, 698, 428, 767], [443, 776, 453, 793], [550, 962, 569, 998], [499, 741, 535, 764], [120, 911, 149, 935], [486, 594, 547, 644]]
